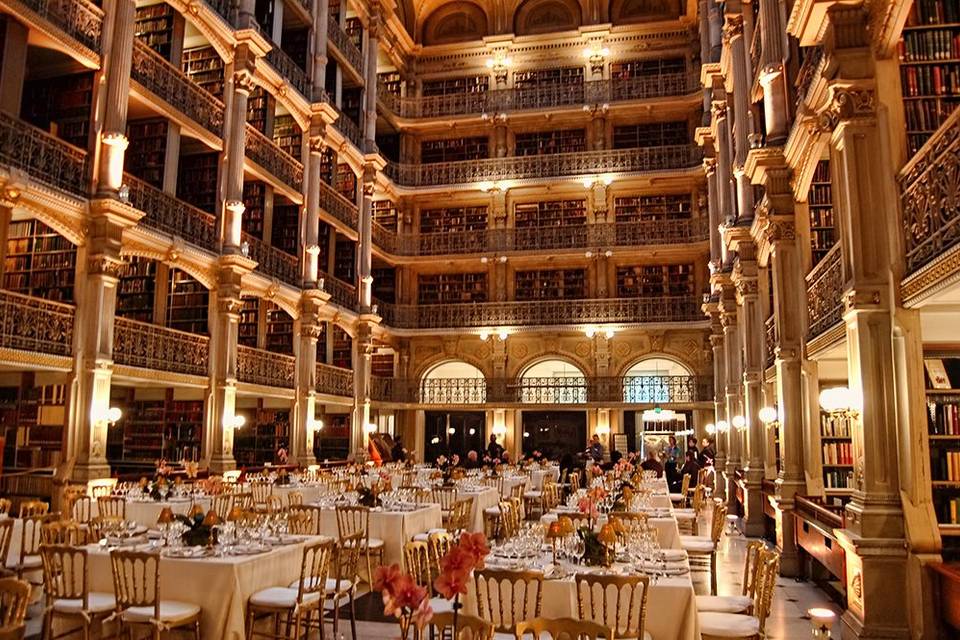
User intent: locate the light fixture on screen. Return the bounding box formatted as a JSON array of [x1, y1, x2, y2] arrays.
[[106, 407, 122, 424], [311, 419, 324, 432], [447, 427, 456, 435], [819, 386, 858, 416], [226, 414, 246, 430], [485, 51, 512, 84], [584, 327, 596, 338], [705, 423, 716, 434], [523, 431, 530, 438], [583, 42, 610, 74], [732, 415, 747, 430], [479, 330, 489, 341], [430, 436, 441, 445], [642, 408, 676, 422], [604, 328, 615, 339], [758, 406, 779, 426], [468, 428, 476, 435], [716, 420, 730, 433], [807, 608, 836, 639], [364, 422, 377, 434], [498, 330, 508, 341]]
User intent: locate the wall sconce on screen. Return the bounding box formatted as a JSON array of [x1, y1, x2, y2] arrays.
[[492, 424, 507, 437], [365, 422, 378, 434], [731, 415, 747, 431], [95, 407, 123, 427], [807, 608, 836, 638], [716, 420, 730, 433], [582, 175, 614, 189], [485, 52, 512, 84], [758, 406, 779, 427], [705, 423, 716, 434], [819, 386, 859, 417], [583, 43, 610, 74], [311, 419, 324, 433], [226, 414, 246, 430]]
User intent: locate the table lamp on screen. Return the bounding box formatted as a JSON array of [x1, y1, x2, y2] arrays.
[[808, 608, 836, 639]]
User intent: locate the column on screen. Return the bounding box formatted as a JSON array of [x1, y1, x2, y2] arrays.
[[707, 0, 723, 62], [756, 0, 788, 142], [708, 315, 727, 499], [713, 101, 736, 226], [362, 12, 379, 149], [221, 46, 258, 252], [351, 324, 373, 456], [67, 201, 144, 480], [94, 0, 136, 196], [723, 13, 754, 221], [312, 0, 329, 93], [720, 285, 742, 508], [704, 158, 722, 264], [292, 292, 329, 465], [358, 163, 375, 312], [303, 127, 325, 286]]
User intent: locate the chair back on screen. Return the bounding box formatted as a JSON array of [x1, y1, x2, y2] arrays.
[[287, 511, 314, 535], [474, 568, 544, 633], [40, 544, 88, 604], [334, 532, 364, 585], [403, 541, 433, 590], [251, 481, 273, 504], [88, 516, 123, 542], [40, 520, 84, 546], [432, 487, 458, 512], [97, 496, 126, 520], [753, 550, 781, 634], [431, 611, 493, 640], [335, 505, 370, 542], [481, 475, 504, 495], [0, 500, 10, 518], [0, 522, 13, 568], [287, 491, 303, 507], [18, 515, 46, 561], [294, 539, 334, 602], [288, 505, 323, 535], [709, 501, 728, 544], [689, 483, 706, 513], [427, 531, 453, 576], [212, 494, 234, 521], [574, 573, 650, 640], [509, 482, 525, 501], [234, 492, 254, 511], [109, 549, 160, 619], [0, 578, 30, 628], [568, 472, 581, 493], [447, 498, 473, 535], [742, 540, 766, 598], [18, 501, 48, 518], [263, 495, 284, 514], [677, 475, 691, 506], [70, 496, 93, 525], [515, 617, 614, 640]]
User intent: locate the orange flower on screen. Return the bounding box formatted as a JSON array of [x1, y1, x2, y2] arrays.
[[458, 532, 490, 569], [411, 594, 434, 629], [373, 563, 404, 596], [434, 569, 469, 600]]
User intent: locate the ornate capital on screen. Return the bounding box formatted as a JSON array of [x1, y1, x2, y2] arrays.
[[765, 219, 796, 244], [722, 15, 744, 43], [233, 69, 257, 95], [702, 157, 717, 176], [219, 297, 244, 315], [711, 100, 727, 120], [816, 87, 877, 132], [88, 255, 124, 279], [302, 323, 324, 340], [309, 136, 326, 155]]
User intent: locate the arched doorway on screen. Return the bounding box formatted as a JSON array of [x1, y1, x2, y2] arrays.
[[519, 359, 587, 460], [421, 361, 486, 461]]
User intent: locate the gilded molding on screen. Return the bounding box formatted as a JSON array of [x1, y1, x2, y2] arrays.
[[816, 87, 877, 132]]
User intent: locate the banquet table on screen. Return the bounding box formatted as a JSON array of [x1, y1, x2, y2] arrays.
[[459, 486, 500, 532], [530, 465, 561, 489], [312, 503, 442, 567], [541, 512, 681, 551]]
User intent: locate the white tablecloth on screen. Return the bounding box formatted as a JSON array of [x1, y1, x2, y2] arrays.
[[459, 487, 500, 533], [541, 512, 681, 551], [530, 466, 561, 489], [312, 504, 443, 567]]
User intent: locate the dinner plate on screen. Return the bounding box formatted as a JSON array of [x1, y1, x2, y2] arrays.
[[163, 547, 213, 559]]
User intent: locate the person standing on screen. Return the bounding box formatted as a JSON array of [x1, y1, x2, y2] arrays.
[[587, 434, 604, 463], [486, 434, 504, 460]]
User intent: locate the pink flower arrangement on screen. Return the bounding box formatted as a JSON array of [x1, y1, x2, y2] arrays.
[[374, 564, 433, 636], [277, 447, 289, 464], [433, 532, 489, 599]]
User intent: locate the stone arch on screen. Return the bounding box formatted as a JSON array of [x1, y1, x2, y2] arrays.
[[421, 2, 489, 45], [510, 350, 592, 380], [120, 242, 218, 291], [419, 358, 487, 404], [415, 355, 490, 383], [620, 354, 696, 403], [618, 353, 695, 378], [609, 0, 681, 24], [517, 356, 588, 404], [514, 0, 582, 36]]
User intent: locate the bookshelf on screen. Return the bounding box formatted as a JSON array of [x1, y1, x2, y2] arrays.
[[126, 119, 168, 188], [134, 2, 175, 59], [273, 115, 302, 160], [342, 88, 363, 126], [372, 267, 396, 303], [239, 297, 260, 348], [182, 46, 225, 99], [421, 137, 489, 163], [372, 351, 394, 376], [271, 201, 300, 255], [515, 268, 586, 300], [165, 268, 208, 335], [254, 0, 273, 34], [265, 302, 293, 354], [616, 264, 694, 297], [315, 413, 350, 461], [898, 0, 960, 157], [242, 181, 266, 240], [514, 200, 586, 227], [514, 129, 585, 156], [117, 257, 157, 323], [177, 153, 219, 214], [280, 28, 309, 71], [819, 410, 853, 493], [421, 76, 489, 97], [336, 164, 357, 201], [234, 407, 291, 466], [513, 66, 584, 88], [345, 17, 362, 48], [420, 206, 489, 234], [319, 147, 335, 185], [315, 323, 328, 364], [247, 86, 269, 132], [379, 71, 402, 97], [610, 57, 686, 79], [3, 219, 76, 302], [614, 195, 692, 222], [332, 326, 352, 369], [112, 391, 203, 471], [808, 160, 835, 265], [613, 121, 689, 149], [317, 222, 331, 271], [1, 376, 66, 469], [334, 238, 356, 283], [373, 200, 399, 231], [418, 273, 488, 304], [924, 356, 960, 557], [22, 73, 94, 148]]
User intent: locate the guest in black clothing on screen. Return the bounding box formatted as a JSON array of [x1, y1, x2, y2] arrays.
[[698, 438, 716, 467], [640, 450, 665, 478], [390, 440, 405, 463], [486, 435, 504, 460], [602, 450, 623, 471], [587, 435, 604, 463], [686, 436, 699, 454], [679, 450, 701, 485]]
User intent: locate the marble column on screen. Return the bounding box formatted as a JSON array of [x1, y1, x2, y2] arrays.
[[311, 0, 329, 93], [362, 13, 379, 149], [723, 14, 754, 221], [709, 313, 728, 500], [223, 51, 257, 252], [292, 292, 328, 466], [303, 128, 325, 286], [720, 285, 743, 508], [95, 0, 135, 195], [756, 0, 788, 142]]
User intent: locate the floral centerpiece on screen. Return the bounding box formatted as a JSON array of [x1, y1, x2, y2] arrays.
[[481, 455, 502, 475], [176, 507, 221, 547], [578, 523, 617, 567], [277, 447, 289, 465], [357, 485, 382, 508], [140, 458, 175, 501], [435, 455, 458, 485]]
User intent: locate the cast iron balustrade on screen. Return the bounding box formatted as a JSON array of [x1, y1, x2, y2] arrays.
[[237, 345, 295, 388], [765, 315, 776, 367], [379, 72, 699, 119], [806, 244, 844, 339], [316, 362, 354, 397], [243, 234, 299, 287], [794, 46, 824, 111], [327, 17, 363, 74], [113, 318, 209, 376], [319, 181, 358, 229], [265, 40, 311, 100], [385, 146, 702, 187], [19, 0, 102, 52], [125, 175, 219, 253], [376, 296, 702, 330], [131, 40, 224, 137], [245, 124, 304, 191], [319, 272, 357, 311], [332, 106, 364, 150], [204, 0, 232, 24], [899, 107, 960, 276], [0, 113, 88, 196], [0, 290, 73, 357]]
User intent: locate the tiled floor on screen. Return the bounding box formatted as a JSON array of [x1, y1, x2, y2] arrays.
[[23, 529, 845, 639]]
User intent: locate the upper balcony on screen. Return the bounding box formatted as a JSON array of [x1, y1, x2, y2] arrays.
[[327, 16, 363, 80], [384, 146, 703, 188], [805, 243, 844, 344]]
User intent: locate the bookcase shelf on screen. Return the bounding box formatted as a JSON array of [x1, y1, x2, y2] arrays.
[[117, 257, 157, 323], [899, 1, 960, 157], [421, 137, 489, 163], [345, 17, 362, 49], [22, 73, 94, 149], [332, 326, 352, 369], [820, 410, 853, 492], [379, 72, 402, 97], [126, 119, 168, 188], [514, 200, 586, 228], [1, 375, 66, 470], [3, 220, 76, 303], [271, 200, 300, 256], [336, 164, 357, 201], [342, 88, 363, 127], [234, 407, 291, 466], [177, 153, 219, 214], [334, 238, 356, 283], [273, 115, 302, 161], [616, 264, 694, 297], [515, 268, 586, 301], [614, 195, 692, 222], [418, 273, 488, 304], [420, 207, 489, 234], [247, 87, 269, 133], [613, 121, 688, 149], [808, 160, 836, 266], [111, 390, 203, 470], [239, 297, 260, 348], [280, 28, 309, 71], [610, 57, 686, 79], [422, 76, 489, 97], [182, 46, 224, 99], [373, 200, 399, 231], [135, 2, 175, 60], [315, 413, 350, 461], [514, 66, 583, 88], [515, 129, 585, 156], [265, 302, 293, 354], [165, 268, 208, 335], [242, 181, 266, 240], [924, 356, 960, 552], [372, 267, 396, 303]]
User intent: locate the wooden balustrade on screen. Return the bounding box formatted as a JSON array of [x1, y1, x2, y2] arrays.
[[805, 244, 844, 339], [237, 345, 295, 388], [0, 113, 88, 196], [113, 317, 209, 376], [318, 272, 357, 311], [0, 290, 74, 357]]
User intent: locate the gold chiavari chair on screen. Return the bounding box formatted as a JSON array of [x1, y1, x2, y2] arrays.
[[680, 500, 728, 595], [0, 578, 31, 638], [674, 484, 706, 535], [212, 494, 234, 521], [10, 515, 45, 585], [474, 569, 544, 636], [445, 497, 473, 535], [286, 491, 303, 507], [516, 617, 614, 640], [287, 511, 314, 535], [261, 495, 284, 515], [87, 517, 123, 544], [509, 483, 527, 520], [404, 541, 453, 615], [234, 492, 255, 512], [287, 505, 323, 536], [70, 496, 93, 526], [568, 471, 582, 493], [427, 531, 453, 581], [335, 505, 384, 586], [432, 611, 493, 640], [18, 501, 48, 518], [432, 486, 458, 518], [0, 501, 9, 518], [696, 541, 766, 614], [40, 520, 85, 546], [40, 544, 116, 639], [502, 499, 523, 539], [481, 475, 504, 496], [699, 550, 781, 640], [250, 482, 274, 512], [0, 521, 13, 579], [575, 573, 651, 640], [246, 538, 333, 640], [109, 549, 201, 639], [96, 496, 126, 520], [325, 532, 362, 640], [669, 474, 691, 508]]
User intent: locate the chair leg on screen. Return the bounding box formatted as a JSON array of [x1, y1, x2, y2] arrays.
[[246, 606, 255, 640], [349, 593, 357, 640], [710, 552, 718, 596], [194, 619, 201, 640], [332, 596, 340, 635]]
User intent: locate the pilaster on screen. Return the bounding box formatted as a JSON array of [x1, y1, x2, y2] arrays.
[[719, 281, 742, 508]]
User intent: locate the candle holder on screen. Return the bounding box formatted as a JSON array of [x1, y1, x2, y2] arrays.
[[807, 608, 836, 639]]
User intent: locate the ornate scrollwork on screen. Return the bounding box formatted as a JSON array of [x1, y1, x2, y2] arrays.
[[816, 87, 877, 132], [237, 345, 295, 388], [806, 245, 844, 338], [113, 317, 209, 376], [219, 297, 244, 315], [316, 362, 353, 396], [87, 255, 124, 278], [765, 219, 796, 244], [0, 290, 74, 356], [722, 15, 744, 43], [0, 112, 88, 196], [245, 124, 304, 191], [233, 69, 257, 95], [328, 17, 363, 73]]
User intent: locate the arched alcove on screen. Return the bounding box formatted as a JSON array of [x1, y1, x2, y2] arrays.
[[623, 356, 694, 403], [421, 2, 489, 45], [421, 360, 487, 404], [514, 0, 582, 35], [519, 358, 587, 404]]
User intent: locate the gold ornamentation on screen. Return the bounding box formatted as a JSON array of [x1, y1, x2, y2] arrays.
[[816, 87, 877, 132], [87, 255, 124, 278]]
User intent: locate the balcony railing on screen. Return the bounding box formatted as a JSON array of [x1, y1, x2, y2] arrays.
[[237, 345, 295, 388], [376, 296, 703, 330], [316, 362, 353, 397], [372, 375, 712, 404], [131, 40, 224, 137], [243, 234, 300, 287], [806, 244, 844, 339], [113, 317, 209, 377], [319, 182, 358, 229], [0, 290, 73, 357], [125, 175, 219, 253], [332, 106, 364, 151], [0, 113, 88, 196], [379, 73, 699, 119], [764, 314, 776, 367], [319, 272, 357, 311], [794, 46, 824, 110], [20, 0, 102, 53], [385, 146, 702, 187], [265, 40, 311, 100], [245, 124, 304, 191], [327, 17, 363, 73], [899, 106, 960, 276]]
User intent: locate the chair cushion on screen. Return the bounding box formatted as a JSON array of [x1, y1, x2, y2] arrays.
[[53, 592, 116, 614], [429, 597, 453, 614], [523, 491, 542, 499], [6, 555, 41, 570], [668, 493, 685, 502], [483, 507, 502, 516], [680, 535, 716, 553], [698, 612, 761, 637], [250, 586, 321, 608], [696, 595, 753, 613], [323, 578, 353, 594], [122, 601, 201, 624], [344, 537, 384, 550]]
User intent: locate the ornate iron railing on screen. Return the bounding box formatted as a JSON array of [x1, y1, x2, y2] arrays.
[[327, 17, 363, 73], [113, 317, 209, 376], [372, 375, 712, 404], [237, 345, 296, 388], [245, 124, 304, 191], [243, 234, 300, 287], [764, 314, 776, 367], [380, 73, 699, 119], [794, 46, 824, 110], [204, 0, 232, 24], [318, 181, 358, 229], [319, 272, 357, 311], [806, 244, 844, 339], [265, 40, 311, 100], [376, 296, 702, 330], [385, 145, 702, 187], [332, 106, 363, 150], [316, 362, 353, 397], [125, 175, 219, 253], [0, 113, 88, 196], [20, 0, 102, 52], [899, 106, 960, 276], [0, 290, 73, 357], [131, 40, 224, 137]]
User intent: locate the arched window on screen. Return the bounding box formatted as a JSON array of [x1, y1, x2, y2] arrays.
[[514, 0, 582, 36], [623, 357, 693, 403], [422, 2, 488, 45], [519, 359, 587, 404], [421, 360, 486, 403]]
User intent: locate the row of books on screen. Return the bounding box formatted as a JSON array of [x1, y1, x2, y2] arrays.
[[910, 0, 960, 24], [936, 498, 960, 525], [899, 29, 960, 62], [932, 449, 960, 481], [820, 413, 852, 438], [928, 402, 960, 435], [823, 469, 852, 490], [904, 96, 960, 133], [822, 442, 853, 466], [901, 64, 960, 97]]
